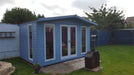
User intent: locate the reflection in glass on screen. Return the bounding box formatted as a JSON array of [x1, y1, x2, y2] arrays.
[[71, 27, 76, 55], [62, 27, 68, 56], [29, 25, 33, 59], [45, 26, 54, 59]]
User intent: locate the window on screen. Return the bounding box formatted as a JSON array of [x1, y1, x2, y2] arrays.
[[29, 25, 33, 59], [0, 32, 15, 38], [81, 27, 86, 53], [45, 25, 54, 60]]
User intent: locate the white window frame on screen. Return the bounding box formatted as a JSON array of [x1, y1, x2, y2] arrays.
[[60, 25, 77, 59], [44, 24, 55, 62]]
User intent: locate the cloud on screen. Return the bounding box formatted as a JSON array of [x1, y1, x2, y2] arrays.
[[0, 0, 15, 6], [72, 0, 107, 11], [40, 3, 65, 10], [40, 3, 67, 16]]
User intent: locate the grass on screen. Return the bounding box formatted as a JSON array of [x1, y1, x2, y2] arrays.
[[2, 58, 50, 75], [2, 45, 134, 75]]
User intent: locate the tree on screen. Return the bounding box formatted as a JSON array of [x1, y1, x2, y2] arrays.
[[37, 14, 45, 18], [85, 4, 125, 30], [1, 7, 38, 24]]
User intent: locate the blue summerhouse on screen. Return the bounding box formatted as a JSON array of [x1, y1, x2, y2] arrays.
[[20, 15, 97, 66]]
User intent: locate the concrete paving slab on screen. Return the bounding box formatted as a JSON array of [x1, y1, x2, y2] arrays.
[[85, 67, 103, 72], [41, 57, 85, 74]]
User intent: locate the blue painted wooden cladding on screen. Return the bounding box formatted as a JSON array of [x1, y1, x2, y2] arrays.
[[36, 21, 91, 66], [20, 22, 35, 64], [90, 30, 112, 46], [0, 23, 19, 60], [19, 15, 96, 66]]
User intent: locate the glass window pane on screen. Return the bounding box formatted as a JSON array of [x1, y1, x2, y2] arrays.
[[62, 27, 68, 56], [0, 33, 2, 37], [82, 27, 86, 53], [46, 26, 54, 59], [71, 27, 76, 55], [29, 25, 33, 59]]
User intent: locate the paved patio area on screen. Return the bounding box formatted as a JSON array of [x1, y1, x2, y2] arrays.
[[41, 57, 85, 74]]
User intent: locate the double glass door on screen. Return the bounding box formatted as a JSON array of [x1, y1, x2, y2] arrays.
[[61, 26, 76, 58]]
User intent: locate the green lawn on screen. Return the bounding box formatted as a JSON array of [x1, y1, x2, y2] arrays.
[[2, 45, 134, 75]]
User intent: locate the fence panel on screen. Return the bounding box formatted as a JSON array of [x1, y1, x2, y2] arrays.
[[91, 30, 134, 46], [90, 30, 112, 46], [113, 30, 134, 45]]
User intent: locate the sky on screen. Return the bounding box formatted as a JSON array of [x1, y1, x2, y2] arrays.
[[0, 0, 134, 21]]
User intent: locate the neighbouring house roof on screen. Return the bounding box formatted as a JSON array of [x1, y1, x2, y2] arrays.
[[37, 15, 97, 26], [126, 17, 134, 24]]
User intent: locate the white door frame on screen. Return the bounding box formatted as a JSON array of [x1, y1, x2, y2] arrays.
[[60, 25, 77, 59]]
